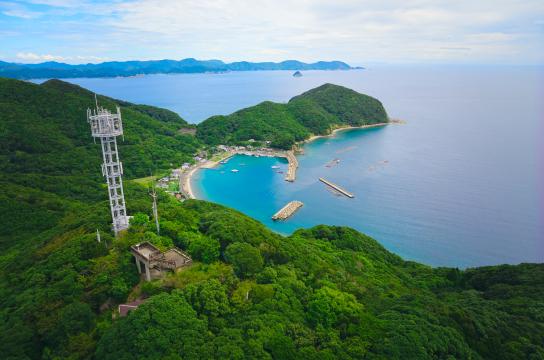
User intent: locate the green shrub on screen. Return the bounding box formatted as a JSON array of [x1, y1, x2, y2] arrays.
[[188, 234, 220, 263], [224, 242, 264, 278]]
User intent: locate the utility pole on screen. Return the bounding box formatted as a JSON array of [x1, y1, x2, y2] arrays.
[[150, 183, 160, 235]]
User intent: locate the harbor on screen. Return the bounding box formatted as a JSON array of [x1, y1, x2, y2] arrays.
[[272, 200, 304, 220], [229, 148, 298, 182], [176, 121, 408, 200], [177, 146, 300, 200], [319, 177, 354, 198]]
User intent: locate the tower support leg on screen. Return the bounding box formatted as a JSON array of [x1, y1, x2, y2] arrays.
[[134, 256, 142, 273], [144, 263, 151, 281]]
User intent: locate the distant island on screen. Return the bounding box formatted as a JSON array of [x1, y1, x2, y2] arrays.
[[0, 58, 363, 79], [293, 70, 303, 77]]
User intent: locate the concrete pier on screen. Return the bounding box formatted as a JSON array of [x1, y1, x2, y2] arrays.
[[285, 151, 298, 182], [272, 200, 303, 220], [319, 178, 354, 198]]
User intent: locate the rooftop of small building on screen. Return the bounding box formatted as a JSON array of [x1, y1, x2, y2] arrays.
[[118, 298, 146, 317], [163, 248, 192, 266], [131, 242, 161, 259]]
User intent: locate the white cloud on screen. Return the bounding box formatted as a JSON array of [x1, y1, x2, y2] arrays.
[[15, 52, 108, 63], [0, 1, 42, 18], [91, 0, 542, 63], [466, 33, 518, 42], [16, 52, 66, 62], [22, 0, 85, 7], [4, 0, 544, 64]]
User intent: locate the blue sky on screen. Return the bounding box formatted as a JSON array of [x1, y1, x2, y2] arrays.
[[1, 0, 543, 65]]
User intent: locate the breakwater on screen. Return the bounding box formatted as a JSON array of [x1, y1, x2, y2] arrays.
[[272, 200, 303, 220], [319, 177, 354, 198]]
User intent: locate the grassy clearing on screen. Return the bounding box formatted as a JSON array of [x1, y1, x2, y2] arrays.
[[131, 175, 157, 185]]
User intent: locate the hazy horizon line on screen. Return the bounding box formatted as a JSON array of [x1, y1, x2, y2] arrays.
[[2, 57, 543, 67]]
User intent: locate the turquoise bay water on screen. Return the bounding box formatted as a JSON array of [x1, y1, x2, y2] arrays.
[[61, 67, 543, 267]]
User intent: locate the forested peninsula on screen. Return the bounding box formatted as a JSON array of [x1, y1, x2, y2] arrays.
[[0, 78, 542, 359], [196, 83, 389, 149]]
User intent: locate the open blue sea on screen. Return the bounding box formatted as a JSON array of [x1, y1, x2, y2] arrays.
[[61, 66, 544, 267]]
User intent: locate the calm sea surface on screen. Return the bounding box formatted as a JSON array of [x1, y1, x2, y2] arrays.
[[61, 67, 544, 267]]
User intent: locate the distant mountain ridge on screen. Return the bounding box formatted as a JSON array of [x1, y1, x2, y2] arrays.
[[0, 58, 361, 79]]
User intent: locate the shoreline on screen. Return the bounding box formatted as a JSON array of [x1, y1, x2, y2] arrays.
[[303, 122, 391, 144], [182, 120, 402, 200], [180, 152, 235, 199], [180, 166, 198, 199]]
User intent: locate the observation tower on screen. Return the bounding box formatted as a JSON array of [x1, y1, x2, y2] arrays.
[[87, 104, 129, 235]]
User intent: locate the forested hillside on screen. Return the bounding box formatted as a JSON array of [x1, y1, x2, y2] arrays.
[[0, 78, 542, 359], [0, 77, 200, 254], [196, 84, 388, 149]]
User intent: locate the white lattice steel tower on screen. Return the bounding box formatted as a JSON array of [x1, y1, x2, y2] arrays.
[[87, 105, 129, 235]]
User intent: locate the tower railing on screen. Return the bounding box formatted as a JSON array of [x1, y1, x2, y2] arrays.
[[87, 107, 124, 137]]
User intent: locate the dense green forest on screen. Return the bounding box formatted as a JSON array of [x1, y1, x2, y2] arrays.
[[196, 84, 389, 149], [0, 78, 542, 359]]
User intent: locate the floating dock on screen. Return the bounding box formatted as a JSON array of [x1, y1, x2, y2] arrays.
[[325, 158, 340, 168], [272, 200, 303, 220], [319, 178, 354, 198]]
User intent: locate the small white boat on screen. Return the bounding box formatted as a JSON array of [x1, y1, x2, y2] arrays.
[[271, 165, 280, 169], [231, 169, 239, 173]]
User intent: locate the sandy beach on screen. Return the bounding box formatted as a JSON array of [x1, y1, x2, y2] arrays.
[[180, 152, 235, 199], [303, 122, 390, 144], [181, 166, 199, 199]]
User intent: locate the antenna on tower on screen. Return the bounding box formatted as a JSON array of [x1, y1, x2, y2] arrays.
[[94, 93, 99, 110], [87, 102, 129, 236], [96, 229, 101, 243], [149, 180, 160, 235]]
